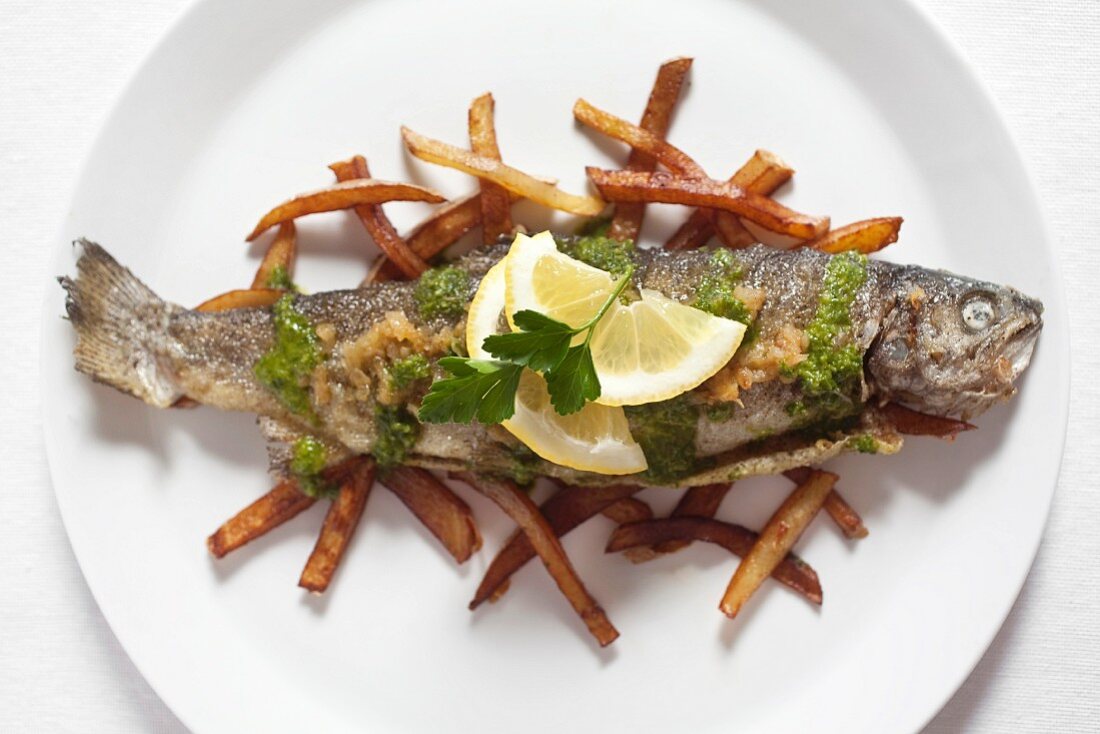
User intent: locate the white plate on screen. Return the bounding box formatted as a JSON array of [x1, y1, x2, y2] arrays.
[[41, 1, 1068, 732]]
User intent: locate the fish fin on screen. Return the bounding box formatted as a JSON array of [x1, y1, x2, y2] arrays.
[[60, 239, 182, 407]]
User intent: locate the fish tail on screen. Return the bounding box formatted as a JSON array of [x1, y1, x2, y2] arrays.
[[59, 239, 182, 407]]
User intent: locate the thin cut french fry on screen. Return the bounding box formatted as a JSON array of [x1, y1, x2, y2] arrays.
[[468, 93, 513, 244], [587, 168, 827, 240], [601, 497, 653, 524], [329, 156, 427, 278], [246, 178, 445, 241], [195, 288, 283, 312], [470, 482, 642, 609], [881, 402, 975, 440], [808, 217, 903, 255], [379, 466, 482, 563], [250, 221, 298, 289], [666, 150, 794, 250], [207, 480, 316, 558], [299, 458, 376, 593], [452, 473, 620, 647], [784, 468, 869, 540], [573, 98, 704, 177], [402, 126, 605, 216], [651, 482, 735, 555], [609, 57, 693, 242], [606, 518, 822, 604], [719, 469, 837, 618]]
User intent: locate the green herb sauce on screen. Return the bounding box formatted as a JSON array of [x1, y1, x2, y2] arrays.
[[373, 405, 420, 468], [705, 402, 737, 423], [414, 266, 471, 320], [264, 265, 298, 292], [507, 444, 541, 487], [786, 252, 868, 420], [289, 435, 333, 498], [253, 295, 322, 422], [625, 396, 701, 483], [388, 353, 431, 392], [554, 233, 635, 279], [692, 249, 752, 324], [851, 434, 878, 454]]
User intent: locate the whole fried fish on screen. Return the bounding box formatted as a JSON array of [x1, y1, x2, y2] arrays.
[[61, 238, 1041, 487]]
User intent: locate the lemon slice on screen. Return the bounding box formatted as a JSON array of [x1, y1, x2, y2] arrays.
[[466, 261, 647, 475], [503, 231, 748, 406]]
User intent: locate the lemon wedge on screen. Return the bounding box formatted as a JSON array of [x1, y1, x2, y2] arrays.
[[503, 231, 748, 406], [466, 260, 647, 475]]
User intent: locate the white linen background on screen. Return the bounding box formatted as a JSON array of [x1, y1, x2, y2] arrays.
[[0, 0, 1096, 731]]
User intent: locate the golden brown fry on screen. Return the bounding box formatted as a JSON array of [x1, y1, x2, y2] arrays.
[[651, 482, 735, 555], [606, 518, 823, 604], [881, 402, 975, 440], [573, 98, 704, 177], [379, 466, 482, 563], [784, 468, 869, 540], [667, 150, 795, 250], [601, 497, 653, 524], [299, 458, 376, 594], [329, 156, 427, 279], [402, 126, 605, 216], [452, 473, 619, 647], [587, 168, 827, 241], [609, 57, 693, 242], [470, 483, 642, 609], [468, 93, 513, 244], [719, 469, 837, 618], [808, 217, 903, 255], [250, 221, 298, 290], [207, 480, 316, 558], [194, 288, 283, 312], [246, 178, 445, 242]]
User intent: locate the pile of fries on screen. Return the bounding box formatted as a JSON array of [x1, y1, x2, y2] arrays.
[[193, 58, 971, 646]]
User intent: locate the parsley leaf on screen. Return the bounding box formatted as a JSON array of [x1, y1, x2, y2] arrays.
[[417, 265, 634, 424], [417, 359, 523, 425], [545, 344, 601, 415]]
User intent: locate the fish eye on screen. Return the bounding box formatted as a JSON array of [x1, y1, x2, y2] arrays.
[[961, 293, 997, 331], [884, 336, 909, 361]]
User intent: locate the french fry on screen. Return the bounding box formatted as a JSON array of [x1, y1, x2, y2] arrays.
[[573, 98, 704, 177], [194, 288, 283, 312], [469, 482, 642, 609], [250, 221, 298, 289], [880, 402, 975, 439], [299, 458, 376, 594], [667, 150, 794, 250], [452, 473, 619, 647], [402, 126, 606, 216], [587, 168, 828, 240], [606, 518, 823, 604], [609, 57, 693, 242], [329, 156, 427, 278], [601, 497, 658, 563], [651, 482, 735, 555], [468, 93, 513, 244], [601, 497, 653, 524], [379, 466, 482, 563], [246, 178, 445, 241], [808, 217, 903, 255], [719, 469, 837, 618], [784, 468, 869, 540], [207, 480, 316, 558]]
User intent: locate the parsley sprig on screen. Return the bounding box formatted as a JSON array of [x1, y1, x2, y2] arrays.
[[418, 267, 634, 424]]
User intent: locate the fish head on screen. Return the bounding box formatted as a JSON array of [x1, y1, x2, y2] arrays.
[[866, 268, 1042, 419]]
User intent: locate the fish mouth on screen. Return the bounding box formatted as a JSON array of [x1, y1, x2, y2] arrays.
[[1001, 320, 1041, 383]]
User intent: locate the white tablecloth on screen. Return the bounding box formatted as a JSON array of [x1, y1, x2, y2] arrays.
[[1, 1, 1097, 731]]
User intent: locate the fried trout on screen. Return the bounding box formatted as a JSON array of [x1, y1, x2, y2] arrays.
[[61, 238, 1041, 487]]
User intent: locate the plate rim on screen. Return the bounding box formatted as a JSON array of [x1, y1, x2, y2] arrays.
[[39, 1, 1070, 732]]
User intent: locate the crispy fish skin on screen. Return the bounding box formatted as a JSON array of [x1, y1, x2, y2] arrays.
[[61, 239, 1041, 487]]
